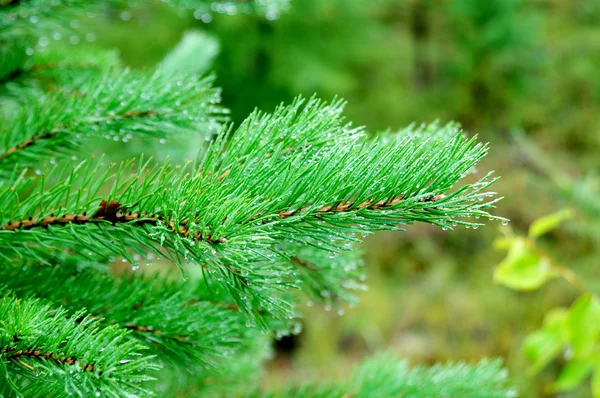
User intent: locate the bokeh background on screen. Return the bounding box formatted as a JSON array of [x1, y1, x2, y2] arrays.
[[87, 1, 600, 396]]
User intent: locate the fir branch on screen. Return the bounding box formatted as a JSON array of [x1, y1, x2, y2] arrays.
[[0, 69, 225, 172], [0, 292, 156, 398], [1, 264, 258, 370], [251, 354, 516, 398]]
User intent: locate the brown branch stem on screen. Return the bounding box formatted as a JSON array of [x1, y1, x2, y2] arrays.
[[0, 106, 160, 163], [1, 200, 227, 245], [2, 347, 98, 373], [275, 193, 445, 220]]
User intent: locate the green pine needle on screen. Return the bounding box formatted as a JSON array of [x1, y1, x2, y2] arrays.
[[0, 98, 503, 323], [0, 69, 225, 172], [252, 353, 517, 398], [0, 292, 157, 398], [1, 264, 263, 370]]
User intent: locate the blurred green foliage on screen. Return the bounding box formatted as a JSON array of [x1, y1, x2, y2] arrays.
[[83, 0, 600, 396], [494, 211, 600, 396]]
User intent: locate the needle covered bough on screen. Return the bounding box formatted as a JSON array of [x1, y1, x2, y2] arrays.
[[0, 1, 513, 397]]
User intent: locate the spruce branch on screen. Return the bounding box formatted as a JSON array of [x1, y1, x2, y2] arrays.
[[0, 69, 225, 172], [249, 354, 516, 398], [0, 292, 156, 398], [1, 264, 261, 370]]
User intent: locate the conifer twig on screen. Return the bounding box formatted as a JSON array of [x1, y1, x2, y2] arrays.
[[0, 293, 156, 397], [0, 98, 503, 322], [2, 265, 261, 369], [0, 69, 225, 172], [246, 354, 516, 398]]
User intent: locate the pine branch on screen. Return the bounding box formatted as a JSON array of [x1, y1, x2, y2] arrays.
[[1, 264, 261, 370], [0, 45, 120, 97], [0, 98, 503, 322], [250, 354, 516, 398], [0, 69, 225, 172], [0, 292, 156, 398], [164, 0, 290, 18], [284, 242, 366, 307], [0, 40, 25, 85], [0, 0, 287, 47], [150, 327, 271, 397], [0, 0, 106, 43], [158, 30, 220, 76]]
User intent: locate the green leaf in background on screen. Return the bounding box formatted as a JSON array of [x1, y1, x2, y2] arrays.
[[592, 365, 600, 398], [552, 360, 594, 392], [494, 238, 556, 290], [528, 208, 572, 239], [523, 308, 567, 373], [565, 295, 600, 358], [493, 237, 513, 250]]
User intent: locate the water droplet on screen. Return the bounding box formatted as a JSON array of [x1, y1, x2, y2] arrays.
[[120, 10, 132, 21]]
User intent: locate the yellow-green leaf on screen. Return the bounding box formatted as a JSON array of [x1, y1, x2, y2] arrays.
[[565, 295, 600, 358], [494, 238, 556, 291], [523, 308, 568, 373], [552, 360, 594, 392], [528, 208, 572, 239], [592, 365, 600, 398], [493, 237, 514, 250]]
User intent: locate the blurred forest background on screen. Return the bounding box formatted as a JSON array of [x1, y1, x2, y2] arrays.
[[73, 0, 600, 396]]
